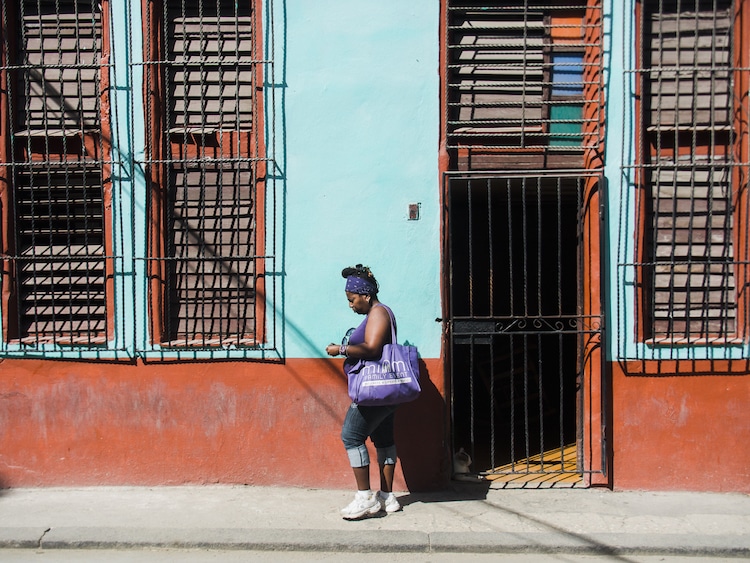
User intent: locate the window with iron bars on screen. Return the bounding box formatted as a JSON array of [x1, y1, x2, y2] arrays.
[[634, 0, 750, 344], [446, 0, 603, 171], [0, 0, 111, 346], [143, 0, 266, 349], [0, 0, 273, 354]]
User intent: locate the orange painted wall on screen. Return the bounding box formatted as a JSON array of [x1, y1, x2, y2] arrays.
[[0, 358, 448, 491], [610, 362, 750, 492]]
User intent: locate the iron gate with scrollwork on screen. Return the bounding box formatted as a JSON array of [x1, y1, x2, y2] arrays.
[[446, 172, 605, 484]]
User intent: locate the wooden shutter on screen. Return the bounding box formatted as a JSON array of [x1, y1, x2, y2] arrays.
[[10, 0, 106, 343], [167, 165, 256, 343], [159, 0, 260, 346], [446, 1, 595, 170], [643, 1, 736, 339], [168, 11, 255, 132], [448, 4, 545, 169]]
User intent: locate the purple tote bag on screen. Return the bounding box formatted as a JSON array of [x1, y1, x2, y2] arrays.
[[347, 308, 421, 406]]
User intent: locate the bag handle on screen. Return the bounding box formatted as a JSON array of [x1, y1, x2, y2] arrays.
[[375, 303, 398, 345]]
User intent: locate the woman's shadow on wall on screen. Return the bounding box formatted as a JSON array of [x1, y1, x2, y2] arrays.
[[394, 358, 490, 503], [0, 475, 10, 495]]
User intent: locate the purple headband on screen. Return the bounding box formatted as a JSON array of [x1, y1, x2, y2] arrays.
[[345, 275, 377, 295]]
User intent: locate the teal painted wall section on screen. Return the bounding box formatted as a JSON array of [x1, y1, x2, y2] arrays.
[[277, 1, 442, 359], [603, 0, 631, 362]]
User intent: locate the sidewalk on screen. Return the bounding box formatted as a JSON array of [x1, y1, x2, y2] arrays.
[[0, 483, 749, 556]]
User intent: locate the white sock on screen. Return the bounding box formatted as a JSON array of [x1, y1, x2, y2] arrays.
[[355, 489, 372, 499]]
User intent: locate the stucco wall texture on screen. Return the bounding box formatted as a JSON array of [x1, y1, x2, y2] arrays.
[[0, 358, 447, 490]]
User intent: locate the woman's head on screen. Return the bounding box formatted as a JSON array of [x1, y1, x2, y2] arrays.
[[342, 264, 379, 297], [342, 264, 379, 314]]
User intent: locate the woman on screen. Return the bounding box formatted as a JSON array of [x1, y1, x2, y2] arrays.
[[326, 264, 402, 520]]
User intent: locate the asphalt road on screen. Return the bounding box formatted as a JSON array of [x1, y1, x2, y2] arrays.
[[0, 550, 740, 562]]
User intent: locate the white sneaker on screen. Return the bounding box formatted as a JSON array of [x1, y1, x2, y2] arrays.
[[377, 491, 402, 513], [340, 490, 380, 520]]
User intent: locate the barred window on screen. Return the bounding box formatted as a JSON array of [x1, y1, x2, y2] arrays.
[[446, 0, 603, 170], [636, 0, 745, 342], [144, 0, 265, 348], [0, 0, 110, 346]]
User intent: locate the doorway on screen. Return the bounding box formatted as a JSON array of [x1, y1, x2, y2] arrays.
[[446, 172, 602, 483]]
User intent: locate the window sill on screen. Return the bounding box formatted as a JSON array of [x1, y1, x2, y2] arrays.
[[159, 336, 259, 348], [644, 336, 745, 347]]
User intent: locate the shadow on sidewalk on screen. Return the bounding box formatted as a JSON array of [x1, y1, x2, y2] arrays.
[[396, 480, 491, 507], [396, 481, 639, 562]]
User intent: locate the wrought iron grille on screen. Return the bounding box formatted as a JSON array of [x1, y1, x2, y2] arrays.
[[143, 0, 268, 349], [447, 172, 603, 480], [0, 0, 277, 356], [446, 0, 604, 171], [0, 0, 110, 346], [625, 0, 749, 350]]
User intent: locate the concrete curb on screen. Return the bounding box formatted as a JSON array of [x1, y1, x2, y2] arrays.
[[37, 528, 430, 553], [0, 527, 47, 549], [0, 527, 748, 556], [430, 531, 750, 557]]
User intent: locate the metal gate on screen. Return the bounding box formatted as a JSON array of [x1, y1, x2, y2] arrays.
[[446, 171, 604, 484]]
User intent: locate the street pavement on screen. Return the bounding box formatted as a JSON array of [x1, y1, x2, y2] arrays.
[[0, 483, 748, 557]]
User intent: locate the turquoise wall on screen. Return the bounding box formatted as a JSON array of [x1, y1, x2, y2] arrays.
[[277, 1, 442, 359], [0, 1, 444, 363], [603, 0, 630, 362]]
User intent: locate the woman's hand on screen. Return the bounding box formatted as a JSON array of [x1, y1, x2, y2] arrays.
[[326, 344, 339, 356]]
